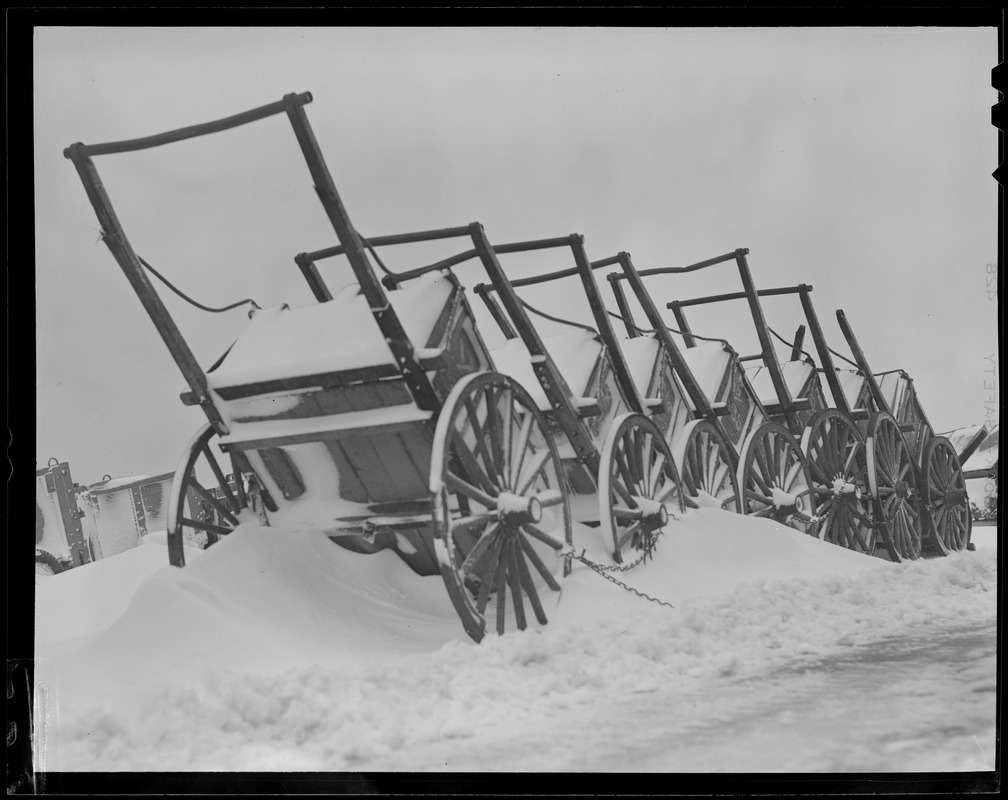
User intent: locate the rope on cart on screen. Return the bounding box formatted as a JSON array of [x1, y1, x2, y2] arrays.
[[361, 237, 396, 278], [518, 297, 599, 335], [767, 325, 818, 365], [605, 310, 651, 336], [825, 345, 861, 369], [603, 310, 733, 348], [137, 255, 260, 313]]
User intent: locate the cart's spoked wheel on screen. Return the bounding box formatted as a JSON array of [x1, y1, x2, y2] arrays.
[[738, 422, 817, 533], [919, 436, 972, 556], [800, 409, 874, 554], [432, 372, 572, 643], [167, 422, 252, 568], [600, 413, 684, 563], [866, 411, 922, 562], [674, 420, 740, 513], [35, 551, 63, 577]]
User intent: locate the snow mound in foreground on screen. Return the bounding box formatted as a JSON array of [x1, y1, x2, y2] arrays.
[[34, 510, 996, 772]]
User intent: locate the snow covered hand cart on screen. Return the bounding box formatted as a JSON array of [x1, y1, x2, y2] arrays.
[[658, 261, 974, 561], [296, 233, 688, 571], [605, 251, 820, 534], [64, 92, 686, 641]]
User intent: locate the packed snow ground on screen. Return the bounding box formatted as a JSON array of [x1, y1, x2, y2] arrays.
[[34, 509, 997, 773]]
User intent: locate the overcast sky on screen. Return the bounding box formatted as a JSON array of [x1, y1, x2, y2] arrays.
[[35, 26, 998, 485]]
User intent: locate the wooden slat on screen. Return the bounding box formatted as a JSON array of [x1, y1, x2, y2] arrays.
[[181, 353, 447, 405], [322, 440, 368, 503], [220, 418, 430, 453]]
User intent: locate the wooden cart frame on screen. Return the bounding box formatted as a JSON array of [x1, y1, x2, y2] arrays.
[[654, 266, 973, 561], [603, 250, 820, 533], [63, 92, 677, 641], [298, 232, 686, 565]]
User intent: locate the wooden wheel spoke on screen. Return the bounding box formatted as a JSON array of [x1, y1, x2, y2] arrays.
[[938, 448, 952, 483], [518, 533, 561, 591], [475, 534, 506, 616], [456, 521, 498, 570], [513, 537, 548, 625], [615, 444, 640, 498], [648, 451, 668, 498], [463, 396, 500, 484], [610, 476, 638, 511], [450, 431, 497, 496], [896, 460, 912, 483], [851, 519, 870, 553], [933, 504, 948, 535], [500, 391, 516, 490], [484, 384, 508, 484], [510, 412, 535, 489], [495, 540, 509, 635], [783, 459, 804, 493], [808, 455, 831, 487], [502, 538, 527, 630], [445, 471, 497, 510], [515, 448, 552, 496], [685, 439, 702, 486], [190, 479, 240, 526], [201, 445, 239, 514], [617, 520, 643, 549], [654, 480, 679, 506], [521, 523, 566, 551], [748, 457, 775, 497], [747, 492, 774, 508], [452, 513, 497, 537], [842, 442, 862, 477], [712, 462, 733, 497], [180, 516, 231, 536], [705, 439, 720, 485], [760, 436, 775, 481]]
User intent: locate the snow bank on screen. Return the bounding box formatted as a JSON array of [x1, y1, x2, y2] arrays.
[[34, 510, 997, 772]]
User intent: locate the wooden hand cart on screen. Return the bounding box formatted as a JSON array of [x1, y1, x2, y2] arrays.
[[604, 251, 820, 534], [63, 92, 682, 642], [657, 261, 974, 561]]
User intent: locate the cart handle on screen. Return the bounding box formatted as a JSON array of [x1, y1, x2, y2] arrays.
[[479, 253, 615, 291], [666, 284, 813, 310], [64, 92, 313, 158], [387, 235, 578, 289], [607, 249, 746, 282]]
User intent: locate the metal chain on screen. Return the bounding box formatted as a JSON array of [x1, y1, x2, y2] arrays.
[[566, 533, 677, 610]]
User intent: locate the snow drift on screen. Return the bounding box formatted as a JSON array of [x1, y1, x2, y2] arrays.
[[34, 510, 997, 772]]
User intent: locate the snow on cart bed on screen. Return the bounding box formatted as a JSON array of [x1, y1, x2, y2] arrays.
[[620, 335, 662, 395], [744, 360, 817, 406], [206, 273, 453, 389], [489, 329, 603, 411], [678, 340, 733, 402]]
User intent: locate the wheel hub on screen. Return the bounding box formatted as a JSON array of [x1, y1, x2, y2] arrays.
[[496, 492, 543, 526], [943, 488, 967, 506], [831, 477, 861, 500], [637, 498, 669, 533], [616, 497, 669, 531], [771, 486, 804, 512], [893, 480, 912, 500]]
